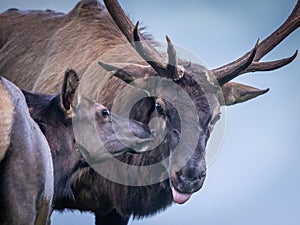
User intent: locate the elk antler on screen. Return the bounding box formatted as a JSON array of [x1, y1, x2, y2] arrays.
[[166, 35, 179, 79], [213, 0, 300, 85], [103, 0, 183, 80], [132, 21, 166, 75]]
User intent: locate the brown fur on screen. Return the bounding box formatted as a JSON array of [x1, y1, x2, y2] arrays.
[[0, 0, 130, 94], [0, 1, 297, 225], [0, 77, 53, 225], [0, 82, 14, 161], [21, 69, 156, 225], [0, 1, 259, 224]]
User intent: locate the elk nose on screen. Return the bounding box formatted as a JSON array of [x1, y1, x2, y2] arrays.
[[176, 169, 206, 185], [171, 168, 206, 194]]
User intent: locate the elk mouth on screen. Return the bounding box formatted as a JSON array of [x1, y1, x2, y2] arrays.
[[170, 179, 194, 204], [170, 170, 206, 204], [171, 187, 192, 204]]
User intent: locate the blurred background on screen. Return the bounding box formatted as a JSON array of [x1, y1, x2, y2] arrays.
[[1, 0, 299, 224]]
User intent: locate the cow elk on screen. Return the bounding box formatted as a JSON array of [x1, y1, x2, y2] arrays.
[[0, 77, 53, 225]]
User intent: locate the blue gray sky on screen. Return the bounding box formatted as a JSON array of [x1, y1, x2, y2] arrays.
[[1, 0, 299, 225]]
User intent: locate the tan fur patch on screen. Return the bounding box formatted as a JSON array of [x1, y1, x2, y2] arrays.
[[0, 81, 15, 161]]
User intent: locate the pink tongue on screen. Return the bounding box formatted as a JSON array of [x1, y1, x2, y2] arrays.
[[171, 188, 192, 204]]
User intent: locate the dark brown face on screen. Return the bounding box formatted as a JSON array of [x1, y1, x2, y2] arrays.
[[153, 95, 211, 204], [124, 70, 221, 203], [25, 68, 156, 179], [99, 58, 225, 203], [73, 97, 155, 162], [164, 63, 225, 203]]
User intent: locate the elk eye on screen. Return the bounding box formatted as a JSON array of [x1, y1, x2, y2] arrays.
[[101, 109, 110, 118], [155, 102, 164, 115]]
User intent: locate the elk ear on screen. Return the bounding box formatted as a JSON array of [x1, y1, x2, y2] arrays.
[[221, 82, 269, 106], [60, 69, 80, 117], [98, 61, 156, 84]]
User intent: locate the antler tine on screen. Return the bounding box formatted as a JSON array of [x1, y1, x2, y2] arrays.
[[133, 22, 166, 75], [104, 0, 166, 74], [133, 23, 182, 79], [104, 0, 184, 80], [242, 50, 298, 74], [166, 35, 177, 67], [166, 35, 178, 79], [216, 39, 259, 86], [254, 0, 300, 61], [212, 0, 300, 84]]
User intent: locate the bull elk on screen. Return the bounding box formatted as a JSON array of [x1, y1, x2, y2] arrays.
[[0, 0, 299, 224]]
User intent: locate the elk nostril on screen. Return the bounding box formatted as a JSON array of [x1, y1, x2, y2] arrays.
[[175, 170, 182, 178], [101, 109, 110, 118], [199, 171, 206, 180], [176, 169, 206, 183]]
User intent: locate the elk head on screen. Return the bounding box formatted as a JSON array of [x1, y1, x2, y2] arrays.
[[98, 0, 300, 204], [66, 69, 157, 161], [25, 69, 155, 162]]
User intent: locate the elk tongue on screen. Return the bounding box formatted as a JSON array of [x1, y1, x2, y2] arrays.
[[171, 188, 191, 204]]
